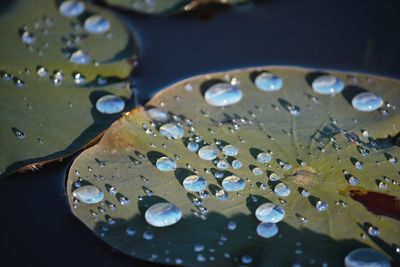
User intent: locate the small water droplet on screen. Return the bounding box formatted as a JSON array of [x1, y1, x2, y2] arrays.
[[311, 75, 344, 95], [252, 167, 263, 176], [269, 172, 280, 181], [204, 83, 243, 107], [183, 175, 207, 192], [12, 127, 25, 139], [352, 92, 384, 112], [21, 30, 35, 45], [315, 200, 328, 212], [159, 123, 184, 139], [59, 0, 85, 17], [95, 95, 125, 114], [255, 203, 285, 223], [126, 227, 136, 236], [256, 152, 273, 164], [156, 157, 176, 172], [355, 161, 364, 170], [187, 142, 199, 152], [146, 107, 170, 122], [254, 72, 283, 92], [69, 50, 91, 64], [72, 185, 104, 204], [144, 202, 182, 227], [222, 144, 238, 156], [36, 66, 48, 77], [227, 221, 237, 230], [241, 255, 253, 264], [301, 188, 310, 197], [231, 159, 243, 169], [274, 183, 290, 197], [84, 15, 110, 34]]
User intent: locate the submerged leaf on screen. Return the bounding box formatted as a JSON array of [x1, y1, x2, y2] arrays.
[[66, 67, 400, 266], [0, 0, 138, 178]]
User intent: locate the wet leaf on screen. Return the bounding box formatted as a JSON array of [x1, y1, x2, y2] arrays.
[[0, 0, 138, 178], [66, 67, 400, 266], [105, 0, 251, 15]]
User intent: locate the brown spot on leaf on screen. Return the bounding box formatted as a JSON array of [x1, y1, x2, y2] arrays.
[[286, 166, 318, 186], [348, 188, 400, 220]]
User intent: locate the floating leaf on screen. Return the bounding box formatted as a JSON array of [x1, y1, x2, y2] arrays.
[[66, 67, 400, 266], [105, 0, 251, 15], [0, 0, 138, 178]]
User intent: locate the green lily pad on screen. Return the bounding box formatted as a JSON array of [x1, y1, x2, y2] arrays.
[[0, 0, 138, 178], [66, 66, 400, 266], [104, 0, 251, 15]]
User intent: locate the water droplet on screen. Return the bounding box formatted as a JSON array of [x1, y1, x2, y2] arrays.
[[126, 227, 136, 236], [274, 183, 290, 197], [187, 142, 199, 152], [378, 181, 387, 190], [352, 92, 384, 112], [204, 83, 243, 107], [255, 203, 285, 223], [241, 255, 253, 264], [254, 72, 283, 92], [159, 123, 184, 139], [36, 66, 48, 77], [301, 188, 310, 197], [84, 15, 110, 34], [269, 172, 280, 181], [344, 248, 390, 267], [12, 127, 25, 139], [231, 159, 243, 169], [222, 144, 238, 156], [256, 222, 278, 238], [355, 161, 364, 170], [73, 72, 86, 84], [194, 243, 204, 252], [96, 95, 125, 114], [315, 200, 328, 212], [198, 145, 218, 160], [146, 107, 170, 122], [348, 176, 359, 185], [368, 225, 380, 236], [21, 30, 35, 45], [183, 175, 207, 192], [227, 221, 237, 230], [145, 202, 182, 227], [215, 189, 229, 201], [222, 175, 246, 191], [72, 185, 104, 204], [252, 167, 263, 176], [156, 157, 176, 172], [142, 230, 154, 240], [311, 75, 344, 95], [256, 152, 273, 163], [69, 50, 91, 64], [59, 0, 85, 17]]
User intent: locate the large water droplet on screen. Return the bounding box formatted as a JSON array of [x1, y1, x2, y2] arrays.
[[159, 123, 184, 139], [156, 157, 176, 172], [144, 202, 182, 227], [274, 183, 290, 197], [183, 175, 207, 192], [255, 203, 285, 223], [254, 72, 283, 92], [256, 222, 278, 238], [222, 175, 246, 191], [96, 95, 125, 114], [344, 248, 390, 267], [312, 75, 344, 95], [204, 83, 243, 107], [59, 0, 85, 17], [352, 92, 384, 112], [72, 185, 104, 204], [198, 145, 218, 160], [69, 50, 91, 65], [84, 15, 110, 34]]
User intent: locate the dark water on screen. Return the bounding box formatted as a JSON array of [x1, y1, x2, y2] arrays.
[[1, 0, 400, 266]]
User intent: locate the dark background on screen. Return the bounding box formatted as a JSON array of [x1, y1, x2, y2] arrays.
[[1, 0, 400, 266]]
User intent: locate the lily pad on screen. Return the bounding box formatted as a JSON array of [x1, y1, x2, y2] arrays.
[[104, 0, 251, 15], [66, 66, 400, 266], [0, 0, 138, 178]]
